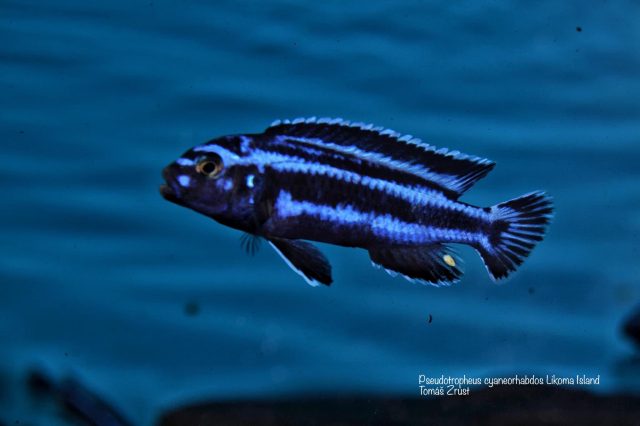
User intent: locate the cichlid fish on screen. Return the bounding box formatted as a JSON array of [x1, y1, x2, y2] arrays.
[[161, 118, 552, 287]]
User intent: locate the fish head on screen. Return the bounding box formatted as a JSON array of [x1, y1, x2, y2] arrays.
[[160, 136, 249, 219]]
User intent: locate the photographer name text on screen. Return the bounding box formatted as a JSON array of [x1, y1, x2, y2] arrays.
[[418, 373, 601, 396]]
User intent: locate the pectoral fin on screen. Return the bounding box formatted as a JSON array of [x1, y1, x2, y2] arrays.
[[368, 244, 463, 286], [268, 238, 332, 286]]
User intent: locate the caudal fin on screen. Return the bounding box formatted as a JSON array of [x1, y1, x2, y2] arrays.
[[477, 191, 553, 281]]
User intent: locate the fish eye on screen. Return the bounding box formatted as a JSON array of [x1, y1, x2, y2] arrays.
[[196, 154, 224, 178]]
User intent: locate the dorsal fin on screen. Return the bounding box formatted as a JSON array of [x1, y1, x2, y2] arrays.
[[264, 117, 495, 197]]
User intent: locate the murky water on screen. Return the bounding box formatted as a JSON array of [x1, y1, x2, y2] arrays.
[[1, 0, 639, 424]]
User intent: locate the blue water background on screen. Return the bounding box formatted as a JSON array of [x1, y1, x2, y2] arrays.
[[1, 0, 639, 424]]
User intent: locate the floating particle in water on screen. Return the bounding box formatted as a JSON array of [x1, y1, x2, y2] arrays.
[[576, 26, 582, 32], [184, 301, 200, 317], [427, 314, 433, 324]]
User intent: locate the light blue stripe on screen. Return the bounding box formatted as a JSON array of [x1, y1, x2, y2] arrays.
[[193, 145, 241, 161], [268, 159, 490, 221], [275, 191, 488, 245], [279, 134, 492, 195], [239, 135, 252, 154], [192, 142, 490, 221], [281, 135, 473, 193]]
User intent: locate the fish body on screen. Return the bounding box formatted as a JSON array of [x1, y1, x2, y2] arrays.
[[161, 118, 552, 287]]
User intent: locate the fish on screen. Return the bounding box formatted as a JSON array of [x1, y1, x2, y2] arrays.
[[160, 117, 553, 287]]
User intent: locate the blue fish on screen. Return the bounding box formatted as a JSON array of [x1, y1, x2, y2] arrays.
[[161, 118, 553, 287]]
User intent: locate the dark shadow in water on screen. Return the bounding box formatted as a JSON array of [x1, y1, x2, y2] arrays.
[[621, 304, 640, 349], [612, 354, 640, 391], [158, 387, 640, 426], [26, 370, 133, 426]]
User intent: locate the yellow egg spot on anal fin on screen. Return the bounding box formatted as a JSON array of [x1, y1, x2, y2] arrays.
[[443, 254, 456, 267]]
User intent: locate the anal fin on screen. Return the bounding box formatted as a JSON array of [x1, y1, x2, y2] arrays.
[[268, 238, 332, 286], [368, 244, 463, 287]]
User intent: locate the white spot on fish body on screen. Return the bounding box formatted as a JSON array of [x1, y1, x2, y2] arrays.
[[246, 174, 255, 188], [443, 254, 456, 267], [177, 158, 195, 166], [216, 178, 234, 191], [177, 175, 191, 187]]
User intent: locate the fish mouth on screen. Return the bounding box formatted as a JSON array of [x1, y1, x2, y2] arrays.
[[160, 166, 186, 206], [160, 183, 177, 201], [160, 182, 187, 207]]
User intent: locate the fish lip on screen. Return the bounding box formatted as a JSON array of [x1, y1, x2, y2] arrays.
[[160, 183, 186, 206], [160, 165, 186, 206], [159, 183, 176, 200]]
